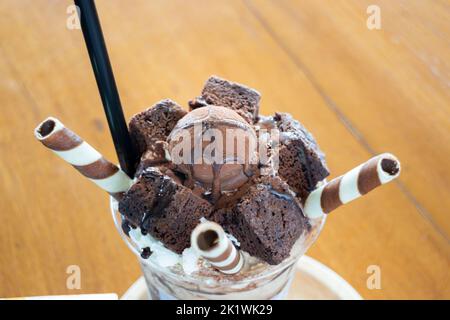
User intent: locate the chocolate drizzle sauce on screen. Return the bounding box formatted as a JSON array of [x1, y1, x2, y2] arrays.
[[140, 173, 177, 233]]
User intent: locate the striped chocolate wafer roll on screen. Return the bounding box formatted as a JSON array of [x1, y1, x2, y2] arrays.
[[34, 117, 133, 200], [191, 221, 243, 275], [304, 153, 401, 218]]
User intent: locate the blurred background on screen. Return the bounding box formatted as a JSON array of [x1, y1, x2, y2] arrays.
[[0, 0, 449, 299]]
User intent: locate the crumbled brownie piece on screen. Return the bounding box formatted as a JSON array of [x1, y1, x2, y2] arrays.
[[129, 99, 187, 166], [190, 76, 261, 124], [140, 247, 153, 259], [119, 168, 213, 253], [274, 113, 329, 201], [121, 219, 131, 236], [134, 150, 187, 180], [134, 149, 165, 177], [188, 97, 208, 109], [215, 176, 310, 265]]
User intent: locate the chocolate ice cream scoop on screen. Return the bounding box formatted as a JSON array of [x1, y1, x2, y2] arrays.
[[167, 106, 258, 201]]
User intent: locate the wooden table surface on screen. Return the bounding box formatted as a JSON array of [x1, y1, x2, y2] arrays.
[[0, 0, 449, 299]]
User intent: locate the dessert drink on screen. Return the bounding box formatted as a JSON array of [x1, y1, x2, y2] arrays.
[[35, 76, 401, 300]]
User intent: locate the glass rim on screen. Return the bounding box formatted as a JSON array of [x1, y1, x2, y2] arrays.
[[110, 196, 326, 285]]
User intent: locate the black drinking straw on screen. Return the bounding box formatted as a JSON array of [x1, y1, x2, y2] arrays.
[[75, 0, 136, 177]]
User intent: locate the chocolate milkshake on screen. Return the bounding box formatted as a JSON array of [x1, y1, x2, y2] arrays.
[[35, 75, 400, 300], [114, 76, 330, 299]]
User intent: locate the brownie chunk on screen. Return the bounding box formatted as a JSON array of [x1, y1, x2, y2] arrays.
[[129, 99, 187, 166], [274, 113, 329, 201], [135, 150, 165, 177], [119, 168, 213, 253], [189, 76, 260, 124], [214, 176, 310, 265], [135, 154, 186, 184], [119, 169, 164, 226]]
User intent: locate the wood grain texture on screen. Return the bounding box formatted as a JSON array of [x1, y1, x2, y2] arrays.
[[0, 0, 448, 299], [246, 0, 450, 236]]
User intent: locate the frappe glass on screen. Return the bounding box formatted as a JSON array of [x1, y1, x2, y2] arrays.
[[111, 197, 325, 300]]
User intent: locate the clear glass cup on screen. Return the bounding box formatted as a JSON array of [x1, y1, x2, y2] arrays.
[[111, 197, 326, 300]]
